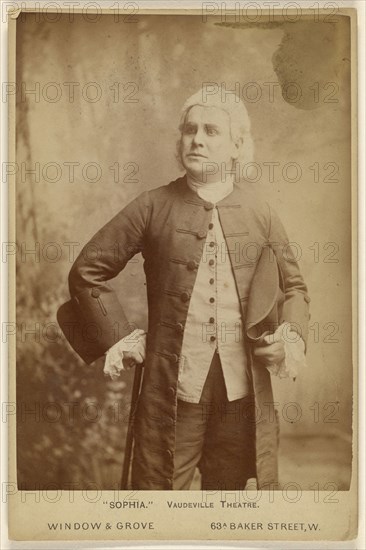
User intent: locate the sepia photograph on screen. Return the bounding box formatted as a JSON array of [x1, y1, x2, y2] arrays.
[[5, 3, 359, 543]]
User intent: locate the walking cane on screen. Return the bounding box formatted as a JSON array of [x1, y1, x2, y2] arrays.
[[120, 362, 144, 489]]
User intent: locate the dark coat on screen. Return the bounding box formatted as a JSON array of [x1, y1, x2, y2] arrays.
[[58, 176, 310, 489]]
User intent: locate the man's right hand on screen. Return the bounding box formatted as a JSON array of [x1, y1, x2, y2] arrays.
[[103, 329, 146, 381], [122, 343, 146, 369]]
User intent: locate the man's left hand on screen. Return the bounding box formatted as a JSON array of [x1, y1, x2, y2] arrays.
[[252, 339, 285, 367], [252, 323, 307, 378]]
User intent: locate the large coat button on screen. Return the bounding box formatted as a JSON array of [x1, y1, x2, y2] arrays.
[[187, 260, 197, 271], [204, 202, 214, 210], [181, 292, 190, 303], [197, 230, 207, 239], [171, 354, 179, 363], [91, 288, 100, 298], [176, 323, 184, 333]]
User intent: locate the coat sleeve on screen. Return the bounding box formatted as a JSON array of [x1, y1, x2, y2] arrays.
[[58, 191, 150, 364], [267, 204, 311, 347]]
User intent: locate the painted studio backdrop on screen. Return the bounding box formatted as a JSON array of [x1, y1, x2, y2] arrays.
[[14, 12, 352, 490]]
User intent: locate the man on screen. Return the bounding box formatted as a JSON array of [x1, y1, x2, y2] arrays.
[[58, 87, 310, 491]]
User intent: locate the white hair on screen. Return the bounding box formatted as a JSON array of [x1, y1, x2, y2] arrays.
[[178, 85, 254, 166]]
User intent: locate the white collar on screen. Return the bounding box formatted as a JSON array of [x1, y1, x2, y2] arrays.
[[185, 172, 234, 204]]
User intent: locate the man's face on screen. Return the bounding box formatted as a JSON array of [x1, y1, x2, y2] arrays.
[[180, 105, 239, 183]]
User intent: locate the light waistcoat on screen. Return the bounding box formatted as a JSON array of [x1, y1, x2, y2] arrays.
[[177, 175, 251, 403]]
